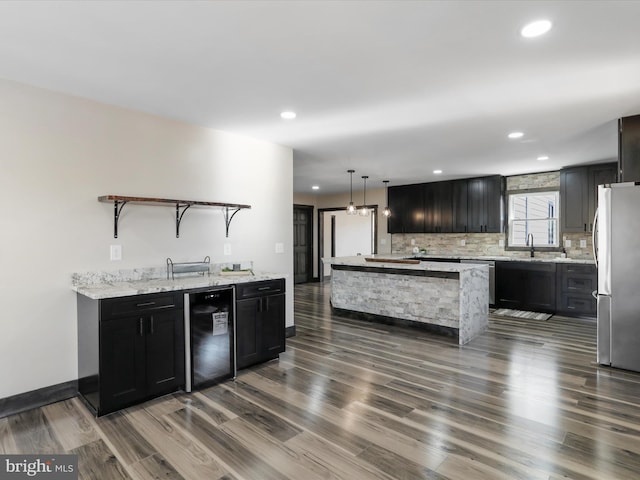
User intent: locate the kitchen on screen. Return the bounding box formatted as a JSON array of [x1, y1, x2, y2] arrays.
[[3, 2, 640, 479]]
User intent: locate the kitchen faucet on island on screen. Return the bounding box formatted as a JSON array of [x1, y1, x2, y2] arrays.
[[526, 233, 534, 257]]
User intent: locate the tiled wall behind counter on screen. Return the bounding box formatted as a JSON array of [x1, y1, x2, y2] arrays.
[[391, 232, 593, 260], [390, 170, 594, 260]]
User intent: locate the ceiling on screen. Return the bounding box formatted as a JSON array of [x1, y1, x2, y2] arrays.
[[1, 1, 639, 194]]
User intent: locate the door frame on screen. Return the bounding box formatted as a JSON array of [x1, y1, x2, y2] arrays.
[[318, 205, 378, 281], [293, 204, 314, 283]]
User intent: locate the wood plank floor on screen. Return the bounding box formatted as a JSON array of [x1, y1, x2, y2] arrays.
[[4, 282, 640, 479]]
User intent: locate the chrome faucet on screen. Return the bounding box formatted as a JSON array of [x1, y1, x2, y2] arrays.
[[526, 233, 534, 257]]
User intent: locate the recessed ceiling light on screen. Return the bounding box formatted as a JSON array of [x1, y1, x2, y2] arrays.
[[521, 20, 552, 38], [280, 111, 296, 120], [537, 155, 549, 161], [433, 170, 443, 174], [508, 131, 524, 139], [312, 185, 319, 190]]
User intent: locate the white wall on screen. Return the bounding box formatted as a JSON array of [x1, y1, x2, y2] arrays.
[[294, 188, 392, 278], [0, 79, 294, 399]]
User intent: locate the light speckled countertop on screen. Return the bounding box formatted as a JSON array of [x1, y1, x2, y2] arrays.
[[72, 272, 286, 300], [381, 254, 594, 265], [323, 256, 486, 273]]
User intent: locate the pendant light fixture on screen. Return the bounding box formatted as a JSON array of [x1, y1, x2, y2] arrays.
[[346, 169, 357, 214], [359, 175, 370, 216], [382, 180, 391, 217]]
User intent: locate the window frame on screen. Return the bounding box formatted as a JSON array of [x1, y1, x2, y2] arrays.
[[504, 187, 562, 252]]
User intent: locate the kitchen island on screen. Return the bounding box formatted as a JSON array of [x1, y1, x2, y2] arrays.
[[324, 256, 489, 345]]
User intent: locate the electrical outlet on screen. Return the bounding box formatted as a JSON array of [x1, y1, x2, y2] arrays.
[[460, 239, 466, 246], [223, 243, 231, 255], [498, 239, 505, 247], [565, 239, 572, 248], [380, 238, 386, 245], [275, 242, 284, 253], [580, 239, 587, 248], [411, 238, 416, 246], [110, 245, 122, 261]]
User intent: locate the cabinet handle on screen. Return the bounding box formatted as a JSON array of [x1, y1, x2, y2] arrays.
[[139, 318, 144, 336], [265, 297, 270, 311], [136, 301, 156, 307], [258, 298, 263, 313], [258, 286, 271, 291], [584, 223, 587, 232], [150, 316, 154, 335]]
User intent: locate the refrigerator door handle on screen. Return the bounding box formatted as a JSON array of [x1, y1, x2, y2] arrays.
[[592, 207, 599, 268]]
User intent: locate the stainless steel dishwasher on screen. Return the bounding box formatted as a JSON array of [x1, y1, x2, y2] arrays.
[[460, 259, 495, 305]]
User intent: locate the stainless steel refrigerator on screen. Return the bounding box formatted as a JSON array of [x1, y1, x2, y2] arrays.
[[594, 182, 640, 372]]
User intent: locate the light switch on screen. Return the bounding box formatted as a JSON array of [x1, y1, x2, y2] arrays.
[[411, 238, 416, 245], [110, 245, 122, 261], [275, 242, 284, 254], [565, 239, 572, 248], [580, 239, 587, 248], [498, 239, 505, 247], [223, 243, 231, 255]]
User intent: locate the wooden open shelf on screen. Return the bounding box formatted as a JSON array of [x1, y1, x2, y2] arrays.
[[98, 195, 251, 238]]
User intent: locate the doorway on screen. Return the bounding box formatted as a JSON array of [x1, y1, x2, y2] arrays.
[[318, 207, 378, 279], [293, 205, 313, 284]]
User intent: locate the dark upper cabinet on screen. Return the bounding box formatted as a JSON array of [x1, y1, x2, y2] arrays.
[[619, 114, 640, 183], [560, 167, 589, 233], [388, 176, 502, 234], [561, 162, 616, 233], [588, 163, 617, 223], [424, 181, 452, 233], [388, 183, 425, 233], [452, 179, 468, 233], [466, 175, 504, 233]]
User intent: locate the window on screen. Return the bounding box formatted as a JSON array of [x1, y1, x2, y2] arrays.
[[508, 190, 559, 248]]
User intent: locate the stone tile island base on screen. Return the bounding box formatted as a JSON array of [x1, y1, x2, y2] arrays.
[[326, 256, 489, 345]]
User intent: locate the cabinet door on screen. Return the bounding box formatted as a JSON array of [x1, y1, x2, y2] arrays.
[[100, 316, 146, 413], [430, 181, 453, 233], [467, 178, 486, 233], [387, 185, 411, 233], [484, 176, 504, 233], [452, 179, 468, 233], [262, 294, 286, 357], [619, 115, 640, 183], [495, 262, 524, 308], [588, 163, 617, 229], [561, 167, 589, 233], [236, 298, 261, 369], [145, 309, 185, 396], [523, 265, 556, 313]]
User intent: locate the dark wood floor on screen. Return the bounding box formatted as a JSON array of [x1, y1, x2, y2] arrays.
[[3, 282, 640, 479]]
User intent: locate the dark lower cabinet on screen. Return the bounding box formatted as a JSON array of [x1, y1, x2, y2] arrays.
[[235, 279, 286, 369], [495, 262, 556, 313], [556, 264, 597, 317], [77, 292, 185, 416]]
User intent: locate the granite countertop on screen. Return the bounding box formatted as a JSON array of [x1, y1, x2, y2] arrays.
[[406, 254, 595, 264], [72, 272, 286, 300], [323, 256, 487, 273]]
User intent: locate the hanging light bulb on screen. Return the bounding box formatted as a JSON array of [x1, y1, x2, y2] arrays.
[[346, 169, 357, 214], [382, 180, 391, 217], [359, 175, 370, 216]]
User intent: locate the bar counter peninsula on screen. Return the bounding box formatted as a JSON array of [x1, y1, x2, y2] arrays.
[[323, 256, 489, 345]]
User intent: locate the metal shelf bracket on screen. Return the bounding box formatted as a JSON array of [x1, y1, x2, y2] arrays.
[[175, 203, 192, 238], [113, 199, 129, 238], [223, 207, 242, 238]]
